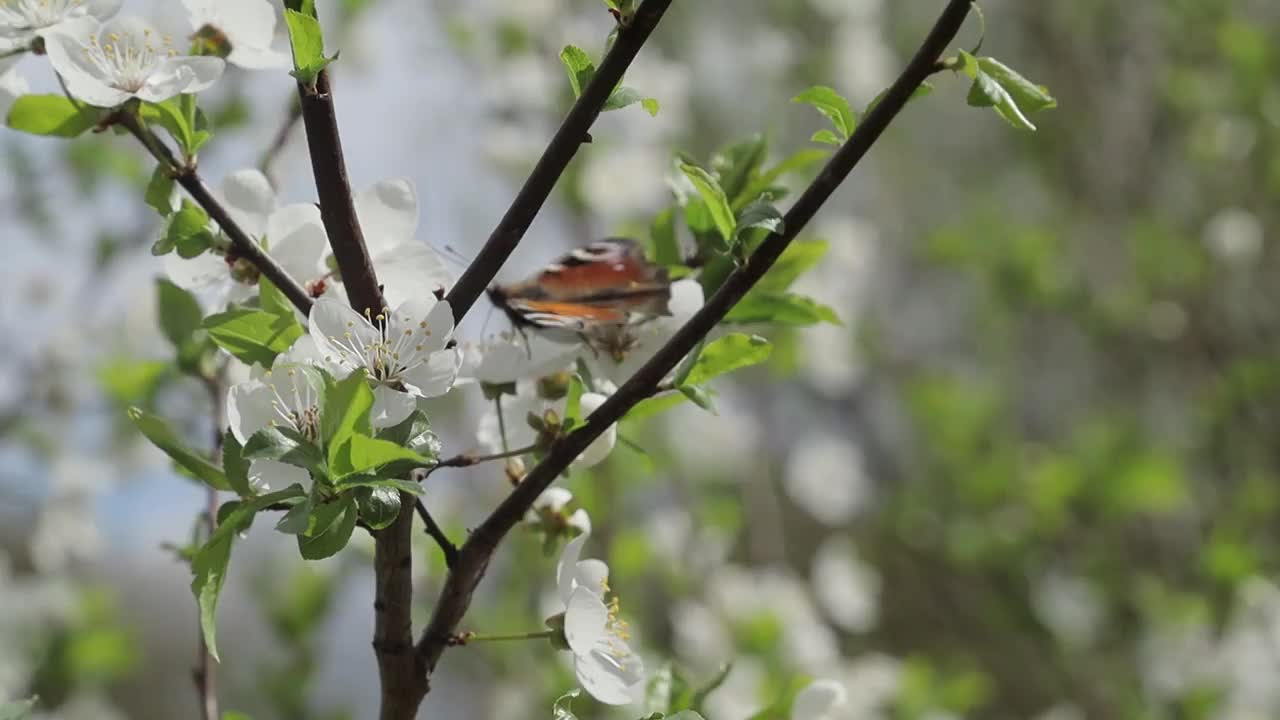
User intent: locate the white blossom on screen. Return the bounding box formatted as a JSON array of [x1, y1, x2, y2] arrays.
[[182, 0, 289, 70], [458, 332, 579, 386], [476, 382, 616, 468], [226, 347, 325, 492], [351, 178, 453, 308], [0, 64, 28, 118], [310, 295, 460, 428], [0, 0, 120, 53], [792, 679, 849, 720], [45, 16, 223, 107], [585, 278, 704, 386]]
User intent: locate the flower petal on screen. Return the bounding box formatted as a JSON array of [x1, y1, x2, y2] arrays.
[[573, 393, 616, 468], [84, 0, 124, 20], [277, 334, 325, 367], [400, 349, 460, 399], [556, 526, 592, 603], [247, 458, 311, 494], [269, 204, 327, 282], [217, 169, 275, 239], [371, 385, 417, 429], [227, 44, 291, 70], [476, 393, 540, 455], [356, 178, 418, 256], [575, 646, 644, 706], [563, 586, 609, 657], [214, 0, 277, 48], [226, 381, 275, 444], [372, 243, 452, 308], [791, 679, 848, 720], [669, 278, 705, 320], [43, 23, 130, 108], [154, 55, 224, 97], [533, 487, 574, 512], [308, 297, 376, 372]]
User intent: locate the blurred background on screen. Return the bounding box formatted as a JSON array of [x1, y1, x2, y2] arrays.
[[2, 0, 1279, 718]]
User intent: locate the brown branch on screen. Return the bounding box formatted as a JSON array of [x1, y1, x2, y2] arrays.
[[416, 0, 976, 679], [444, 0, 676, 326], [414, 498, 458, 569], [116, 113, 315, 314]]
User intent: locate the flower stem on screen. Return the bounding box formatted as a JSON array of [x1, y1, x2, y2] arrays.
[[458, 630, 555, 645], [495, 395, 510, 454]]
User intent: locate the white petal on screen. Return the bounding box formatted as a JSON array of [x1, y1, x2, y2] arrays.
[[372, 243, 452, 308], [791, 679, 847, 720], [269, 205, 327, 282], [277, 334, 325, 367], [669, 278, 705, 320], [308, 297, 375, 371], [247, 458, 310, 494], [462, 334, 579, 385], [475, 393, 539, 454], [575, 559, 610, 594], [146, 56, 223, 99], [573, 393, 616, 468], [218, 169, 275, 239], [97, 15, 159, 40], [371, 385, 417, 428], [566, 509, 591, 534], [84, 0, 124, 20], [533, 487, 574, 512], [556, 528, 591, 603], [43, 25, 128, 108], [164, 248, 228, 291], [563, 587, 609, 657], [356, 178, 418, 256], [226, 381, 275, 444], [575, 646, 644, 706], [215, 0, 277, 48], [400, 349, 460, 399], [0, 67, 27, 118], [227, 44, 291, 70]]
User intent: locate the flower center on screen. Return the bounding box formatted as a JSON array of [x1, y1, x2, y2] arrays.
[[264, 367, 321, 442], [81, 26, 177, 93], [326, 308, 436, 385], [601, 581, 632, 658], [0, 0, 84, 29]]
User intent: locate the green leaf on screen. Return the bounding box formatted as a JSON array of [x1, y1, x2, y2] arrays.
[[128, 407, 229, 491], [98, 359, 170, 406], [284, 8, 334, 84], [978, 56, 1057, 113], [810, 128, 842, 146], [376, 409, 442, 460], [734, 200, 785, 241], [141, 98, 193, 153], [641, 97, 660, 116], [0, 697, 37, 720], [559, 45, 596, 97], [715, 135, 769, 204], [221, 430, 254, 497], [257, 276, 293, 318], [243, 425, 326, 473], [604, 86, 658, 116], [682, 334, 773, 386], [967, 69, 1035, 130], [958, 50, 1051, 131], [191, 484, 306, 660], [333, 433, 433, 480], [165, 200, 215, 259], [334, 477, 424, 495], [792, 85, 856, 139], [756, 240, 829, 293], [323, 370, 374, 464], [678, 162, 736, 248], [734, 149, 828, 211], [355, 486, 401, 530], [553, 689, 582, 720], [145, 165, 175, 219], [6, 94, 99, 137], [648, 207, 682, 266], [156, 278, 205, 349], [203, 308, 304, 367], [726, 292, 841, 326], [679, 385, 715, 412], [626, 392, 688, 422], [564, 374, 585, 427], [297, 495, 357, 560], [274, 497, 311, 534]]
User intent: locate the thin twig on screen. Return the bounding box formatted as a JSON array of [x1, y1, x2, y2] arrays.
[[444, 0, 676, 326], [115, 112, 315, 314], [421, 444, 539, 480], [259, 95, 303, 188], [415, 0, 976, 679], [194, 373, 225, 720], [414, 499, 458, 569]]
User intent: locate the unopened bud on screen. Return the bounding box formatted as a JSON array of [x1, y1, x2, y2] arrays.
[[505, 457, 526, 485], [537, 371, 572, 400]]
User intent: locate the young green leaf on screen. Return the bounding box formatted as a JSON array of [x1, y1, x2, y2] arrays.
[[297, 495, 358, 559], [977, 56, 1057, 114], [725, 292, 841, 326], [679, 384, 716, 412], [243, 425, 326, 473], [322, 370, 374, 464], [604, 86, 660, 116], [678, 162, 736, 248], [559, 45, 596, 97], [682, 334, 773, 386], [625, 392, 687, 422], [733, 149, 828, 212], [715, 135, 769, 204], [145, 165, 175, 219], [332, 433, 434, 480], [334, 477, 425, 495], [648, 207, 682, 266], [128, 407, 230, 491], [258, 276, 294, 318], [165, 200, 214, 259], [156, 278, 205, 350], [6, 94, 99, 137], [810, 129, 842, 146], [191, 484, 305, 661], [355, 486, 401, 530], [203, 308, 304, 367], [274, 496, 312, 535], [755, 240, 829, 293], [284, 8, 335, 84], [221, 430, 254, 498], [141, 98, 194, 154], [734, 200, 785, 241], [376, 409, 442, 460], [792, 85, 856, 139]]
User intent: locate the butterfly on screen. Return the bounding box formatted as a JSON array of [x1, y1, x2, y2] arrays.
[[486, 238, 673, 356]]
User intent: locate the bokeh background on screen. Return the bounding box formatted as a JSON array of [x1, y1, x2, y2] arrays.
[[3, 0, 1279, 718]]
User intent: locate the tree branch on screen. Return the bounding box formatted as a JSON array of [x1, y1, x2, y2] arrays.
[[416, 0, 975, 678], [444, 0, 676, 326], [291, 67, 426, 719], [116, 113, 315, 315], [193, 373, 225, 720], [414, 498, 459, 569]]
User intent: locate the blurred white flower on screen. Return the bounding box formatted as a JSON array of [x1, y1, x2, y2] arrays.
[[586, 278, 704, 385], [164, 169, 329, 311], [664, 390, 762, 480], [45, 16, 223, 107], [812, 536, 880, 633], [784, 432, 873, 525], [1031, 570, 1104, 648], [554, 520, 644, 705], [183, 0, 289, 70], [581, 143, 669, 218], [310, 295, 460, 428], [793, 679, 849, 720], [526, 486, 590, 535], [1203, 207, 1264, 265], [226, 351, 326, 492], [458, 332, 579, 386], [477, 384, 617, 468], [0, 65, 27, 117], [841, 654, 903, 720], [809, 0, 882, 20], [703, 658, 767, 720], [352, 178, 454, 307], [670, 600, 732, 673], [832, 21, 896, 105], [0, 0, 120, 52], [29, 456, 109, 572], [484, 54, 560, 112]]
